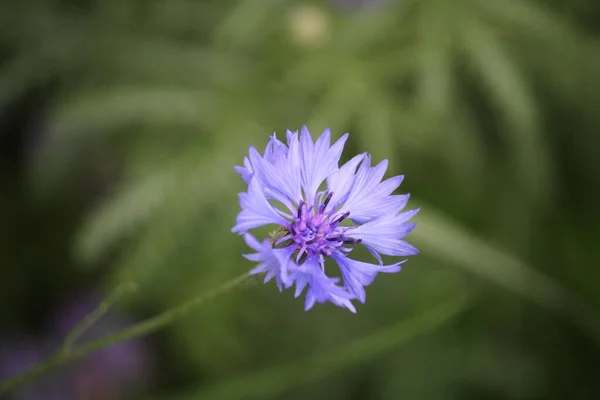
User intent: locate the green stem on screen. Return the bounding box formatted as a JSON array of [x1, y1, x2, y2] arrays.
[[0, 272, 255, 395], [60, 281, 138, 355]]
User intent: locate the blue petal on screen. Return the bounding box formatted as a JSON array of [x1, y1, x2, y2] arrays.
[[299, 126, 349, 205], [263, 133, 288, 165], [262, 134, 300, 201], [232, 179, 289, 233], [280, 132, 303, 202], [332, 253, 404, 303], [345, 209, 420, 262], [249, 147, 296, 201], [285, 129, 297, 146], [376, 175, 404, 196], [243, 234, 296, 291], [288, 258, 356, 313], [327, 153, 365, 209], [349, 194, 410, 224], [234, 156, 253, 184], [338, 155, 410, 223]]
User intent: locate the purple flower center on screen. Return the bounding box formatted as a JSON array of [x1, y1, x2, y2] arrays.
[[282, 192, 361, 259]]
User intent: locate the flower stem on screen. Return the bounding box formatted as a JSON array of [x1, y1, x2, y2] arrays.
[[0, 272, 255, 395], [60, 281, 138, 355]]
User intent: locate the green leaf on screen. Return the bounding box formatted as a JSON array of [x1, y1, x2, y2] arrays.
[[74, 149, 238, 265], [458, 13, 551, 203], [411, 206, 600, 344]]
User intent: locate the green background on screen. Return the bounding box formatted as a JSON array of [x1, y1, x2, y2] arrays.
[[1, 0, 600, 398]]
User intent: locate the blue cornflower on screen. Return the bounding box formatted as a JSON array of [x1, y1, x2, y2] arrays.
[[232, 126, 419, 312]]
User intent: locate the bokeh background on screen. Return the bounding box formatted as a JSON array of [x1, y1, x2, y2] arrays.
[[1, 0, 600, 399]]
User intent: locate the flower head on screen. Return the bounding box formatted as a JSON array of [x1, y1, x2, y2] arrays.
[[233, 126, 418, 312]]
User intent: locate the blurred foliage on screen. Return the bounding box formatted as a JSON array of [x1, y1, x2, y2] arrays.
[[1, 0, 600, 399]]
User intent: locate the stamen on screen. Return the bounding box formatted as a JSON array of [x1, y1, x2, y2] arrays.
[[324, 191, 333, 207], [326, 235, 343, 242], [332, 211, 350, 224], [289, 197, 360, 260], [305, 233, 325, 245], [297, 200, 305, 218], [319, 192, 334, 213]]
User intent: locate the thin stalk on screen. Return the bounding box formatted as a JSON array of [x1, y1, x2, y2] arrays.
[[60, 281, 138, 355], [0, 272, 255, 395]]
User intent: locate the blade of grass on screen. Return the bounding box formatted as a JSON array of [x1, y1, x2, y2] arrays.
[[157, 294, 471, 400], [412, 206, 600, 344]]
